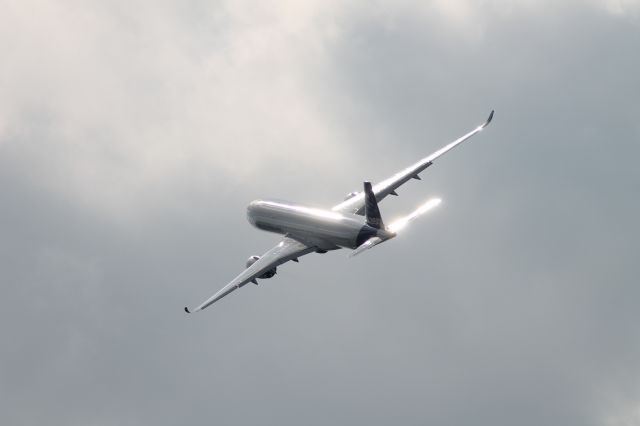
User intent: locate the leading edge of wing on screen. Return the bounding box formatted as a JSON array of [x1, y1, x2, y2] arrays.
[[185, 237, 316, 313], [332, 110, 494, 215]]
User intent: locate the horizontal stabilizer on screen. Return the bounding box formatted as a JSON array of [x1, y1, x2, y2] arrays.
[[388, 198, 442, 233], [350, 236, 384, 257]]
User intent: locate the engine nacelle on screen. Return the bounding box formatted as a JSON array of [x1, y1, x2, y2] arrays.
[[245, 255, 277, 279], [344, 191, 359, 201], [259, 268, 277, 279], [246, 255, 260, 268]]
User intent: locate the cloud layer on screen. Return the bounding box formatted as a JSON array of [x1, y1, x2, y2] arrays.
[[1, 1, 639, 425]]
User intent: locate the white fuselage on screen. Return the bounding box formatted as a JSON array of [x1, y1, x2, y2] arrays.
[[247, 200, 391, 250]]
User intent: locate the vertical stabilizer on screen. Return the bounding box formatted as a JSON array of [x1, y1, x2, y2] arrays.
[[363, 181, 384, 229]]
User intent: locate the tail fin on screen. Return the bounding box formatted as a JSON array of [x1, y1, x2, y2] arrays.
[[363, 181, 384, 229]]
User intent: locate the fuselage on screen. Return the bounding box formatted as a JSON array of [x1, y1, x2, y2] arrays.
[[247, 199, 391, 250]]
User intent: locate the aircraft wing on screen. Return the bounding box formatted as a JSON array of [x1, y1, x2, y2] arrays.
[[185, 236, 316, 313], [332, 110, 494, 215]]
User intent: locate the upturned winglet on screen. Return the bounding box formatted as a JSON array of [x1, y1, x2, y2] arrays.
[[481, 110, 494, 129], [184, 307, 191, 313]]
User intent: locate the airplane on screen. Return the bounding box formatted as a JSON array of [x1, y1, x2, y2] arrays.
[[184, 110, 494, 313]]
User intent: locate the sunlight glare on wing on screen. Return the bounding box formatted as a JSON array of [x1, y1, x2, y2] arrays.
[[388, 198, 442, 233]]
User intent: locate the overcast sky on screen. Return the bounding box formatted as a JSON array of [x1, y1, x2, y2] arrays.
[[2, 1, 640, 425]]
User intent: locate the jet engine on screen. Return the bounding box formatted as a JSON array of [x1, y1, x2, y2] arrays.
[[245, 255, 277, 279], [246, 255, 260, 268], [344, 191, 359, 201]]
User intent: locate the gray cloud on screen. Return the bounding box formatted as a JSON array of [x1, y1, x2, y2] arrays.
[[1, 1, 640, 425]]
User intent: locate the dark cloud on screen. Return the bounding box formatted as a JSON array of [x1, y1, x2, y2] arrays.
[[1, 1, 639, 425]]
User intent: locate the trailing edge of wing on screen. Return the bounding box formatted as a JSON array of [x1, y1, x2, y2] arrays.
[[332, 110, 494, 215], [184, 237, 315, 313]]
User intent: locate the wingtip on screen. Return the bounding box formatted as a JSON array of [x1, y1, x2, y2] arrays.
[[482, 110, 494, 128], [184, 307, 191, 314]]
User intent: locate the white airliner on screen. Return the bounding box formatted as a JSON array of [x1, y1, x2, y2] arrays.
[[185, 111, 494, 313]]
